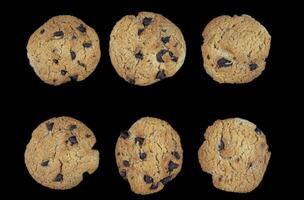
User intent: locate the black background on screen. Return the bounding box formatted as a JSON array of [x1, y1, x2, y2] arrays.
[[3, 0, 298, 199]]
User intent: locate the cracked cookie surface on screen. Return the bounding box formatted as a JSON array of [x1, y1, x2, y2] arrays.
[[27, 15, 101, 85], [109, 12, 186, 86], [24, 116, 99, 189], [115, 117, 183, 195], [198, 118, 271, 193], [201, 15, 271, 83]]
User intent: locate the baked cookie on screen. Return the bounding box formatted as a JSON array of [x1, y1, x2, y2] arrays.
[[115, 117, 183, 195], [198, 118, 271, 193], [27, 15, 101, 85], [201, 15, 271, 83], [109, 12, 186, 86], [24, 116, 99, 190]]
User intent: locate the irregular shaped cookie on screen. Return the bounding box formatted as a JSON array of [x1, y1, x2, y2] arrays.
[[24, 116, 99, 189], [110, 12, 186, 86], [198, 118, 271, 193], [201, 15, 271, 83], [115, 117, 183, 195], [27, 15, 101, 85]]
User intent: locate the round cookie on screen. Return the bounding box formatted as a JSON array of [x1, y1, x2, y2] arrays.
[[198, 118, 271, 193], [27, 15, 101, 85], [109, 12, 186, 86], [24, 116, 99, 190], [115, 117, 183, 195], [201, 15, 271, 83]]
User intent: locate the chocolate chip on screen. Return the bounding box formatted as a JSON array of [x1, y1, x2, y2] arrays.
[[77, 24, 86, 33], [46, 122, 54, 131], [41, 160, 49, 167], [138, 28, 144, 35], [172, 151, 180, 160], [135, 51, 144, 60], [83, 42, 92, 48], [168, 161, 179, 172], [135, 137, 144, 145], [53, 31, 64, 37], [70, 50, 76, 60], [143, 175, 153, 183], [53, 173, 63, 182], [69, 124, 77, 131], [123, 160, 130, 167], [255, 127, 262, 134], [218, 139, 224, 151], [156, 70, 166, 80], [85, 134, 91, 138], [40, 29, 45, 34], [70, 75, 78, 81], [143, 17, 152, 27], [161, 36, 170, 44], [169, 51, 178, 62], [217, 58, 232, 67], [150, 182, 159, 190], [160, 176, 172, 185], [156, 49, 168, 62], [77, 60, 86, 68], [68, 136, 78, 145], [120, 130, 129, 139], [120, 169, 127, 179], [248, 162, 253, 168], [53, 59, 59, 64], [139, 152, 147, 160], [61, 70, 67, 76], [249, 63, 258, 71], [128, 78, 135, 84], [72, 35, 77, 39]]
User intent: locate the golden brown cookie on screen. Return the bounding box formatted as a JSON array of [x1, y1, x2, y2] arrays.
[[201, 15, 271, 83], [24, 116, 99, 189], [198, 118, 271, 193], [110, 12, 186, 86], [27, 15, 101, 85], [115, 117, 183, 195]]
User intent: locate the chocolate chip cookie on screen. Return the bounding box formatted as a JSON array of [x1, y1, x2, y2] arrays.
[[201, 15, 271, 83], [27, 15, 101, 85], [115, 117, 183, 195], [110, 12, 186, 86], [198, 118, 271, 193], [24, 116, 99, 189]]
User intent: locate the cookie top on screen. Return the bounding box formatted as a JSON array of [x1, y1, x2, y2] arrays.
[[198, 118, 271, 193], [109, 12, 186, 86], [115, 117, 183, 195], [24, 116, 99, 190], [201, 15, 271, 83], [27, 15, 101, 85]]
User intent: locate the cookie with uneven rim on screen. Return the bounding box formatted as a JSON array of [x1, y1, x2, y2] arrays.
[[27, 15, 101, 85], [201, 15, 271, 83], [115, 117, 183, 195], [24, 116, 99, 189], [198, 118, 271, 193], [109, 12, 186, 86]]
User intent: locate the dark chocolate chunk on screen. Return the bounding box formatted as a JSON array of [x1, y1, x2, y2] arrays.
[[46, 122, 54, 131], [135, 137, 145, 145], [143, 175, 153, 183], [120, 130, 129, 139], [123, 160, 130, 167], [172, 151, 181, 160], [53, 59, 59, 64], [218, 139, 224, 151], [41, 160, 49, 167], [161, 36, 170, 44], [150, 182, 159, 190], [143, 17, 152, 27], [255, 127, 262, 134], [139, 152, 147, 160], [156, 49, 168, 62], [169, 51, 178, 62], [70, 50, 76, 60], [138, 28, 144, 35], [72, 35, 77, 40], [68, 136, 78, 145], [70, 75, 78, 81], [135, 51, 144, 60], [40, 29, 45, 34], [77, 24, 86, 33], [53, 173, 63, 182], [53, 31, 64, 37], [160, 176, 172, 185], [249, 63, 258, 71], [77, 60, 86, 68], [83, 42, 92, 48], [156, 70, 166, 80], [61, 70, 67, 76], [168, 160, 179, 172], [85, 134, 91, 138], [69, 124, 77, 131], [217, 58, 232, 67]]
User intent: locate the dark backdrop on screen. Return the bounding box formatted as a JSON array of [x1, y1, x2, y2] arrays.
[[3, 0, 296, 199]]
